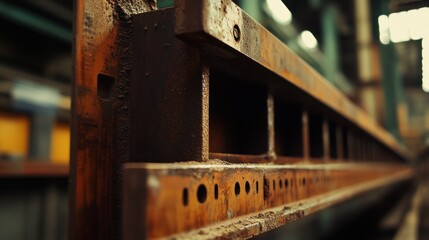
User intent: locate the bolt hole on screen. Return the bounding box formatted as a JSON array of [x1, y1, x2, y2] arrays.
[[245, 181, 250, 194], [183, 188, 189, 206], [285, 179, 289, 188], [273, 180, 276, 191], [235, 182, 241, 196], [197, 184, 207, 203], [97, 73, 116, 101], [302, 178, 306, 186], [256, 181, 259, 193], [263, 178, 270, 200], [233, 24, 241, 41], [279, 179, 283, 189], [214, 184, 219, 200]]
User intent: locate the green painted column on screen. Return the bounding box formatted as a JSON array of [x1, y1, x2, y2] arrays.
[[380, 44, 401, 138], [321, 4, 339, 84], [374, 0, 402, 138], [240, 0, 262, 23], [157, 0, 174, 8]]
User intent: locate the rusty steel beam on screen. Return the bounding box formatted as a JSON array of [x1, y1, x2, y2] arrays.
[[73, 1, 414, 239], [123, 162, 412, 239], [174, 0, 411, 161], [71, 0, 156, 239], [129, 7, 407, 166], [119, 4, 414, 239]]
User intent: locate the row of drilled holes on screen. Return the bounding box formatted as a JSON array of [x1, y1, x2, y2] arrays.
[[182, 175, 333, 206], [182, 181, 254, 206], [272, 175, 332, 190]]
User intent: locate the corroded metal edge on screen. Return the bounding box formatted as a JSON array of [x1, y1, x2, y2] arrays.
[[123, 162, 413, 238], [166, 167, 413, 239], [126, 161, 410, 171]]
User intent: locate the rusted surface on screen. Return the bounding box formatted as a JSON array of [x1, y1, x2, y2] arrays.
[[127, 6, 409, 167], [174, 0, 411, 161], [123, 162, 413, 239], [72, 0, 156, 239], [130, 8, 209, 163], [74, 1, 414, 240], [209, 153, 272, 163]]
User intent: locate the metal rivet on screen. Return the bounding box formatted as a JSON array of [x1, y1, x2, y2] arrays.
[[233, 24, 240, 41]]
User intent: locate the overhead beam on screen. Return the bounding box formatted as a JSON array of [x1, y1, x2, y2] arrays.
[[0, 1, 71, 43]]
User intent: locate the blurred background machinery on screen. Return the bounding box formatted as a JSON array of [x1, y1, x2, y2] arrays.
[[0, 0, 70, 239], [1, 0, 429, 239]]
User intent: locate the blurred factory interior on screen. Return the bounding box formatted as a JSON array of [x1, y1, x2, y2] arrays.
[[1, 0, 429, 239]]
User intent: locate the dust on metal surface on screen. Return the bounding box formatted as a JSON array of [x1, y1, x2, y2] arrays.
[[123, 162, 413, 238]]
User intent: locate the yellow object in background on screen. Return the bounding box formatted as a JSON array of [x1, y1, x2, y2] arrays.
[[0, 112, 29, 157], [0, 111, 70, 163], [50, 123, 70, 164]]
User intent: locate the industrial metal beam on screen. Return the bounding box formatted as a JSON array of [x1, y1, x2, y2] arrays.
[[123, 162, 412, 239], [72, 1, 414, 240], [174, 0, 410, 160], [0, 1, 71, 43]]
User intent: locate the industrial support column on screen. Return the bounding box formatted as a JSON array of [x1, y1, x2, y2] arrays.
[[321, 3, 339, 85], [354, 0, 381, 122], [373, 0, 403, 138], [71, 1, 157, 239]]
